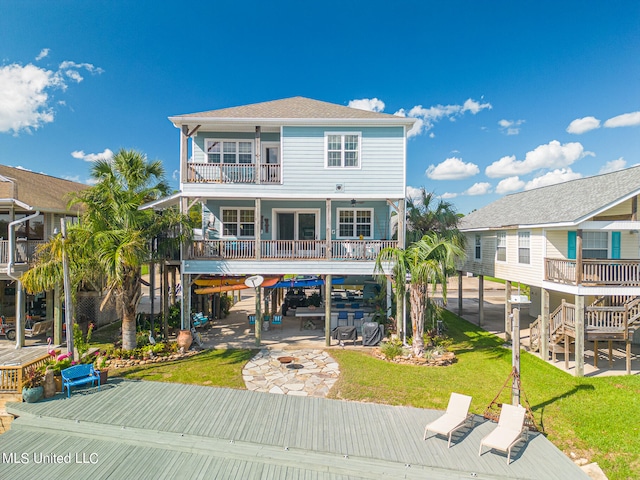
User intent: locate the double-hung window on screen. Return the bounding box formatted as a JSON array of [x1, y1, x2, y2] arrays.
[[206, 140, 253, 164], [518, 231, 530, 264], [326, 133, 360, 168], [474, 234, 482, 261], [496, 231, 506, 262], [582, 231, 608, 259], [221, 208, 255, 237], [337, 209, 372, 238]]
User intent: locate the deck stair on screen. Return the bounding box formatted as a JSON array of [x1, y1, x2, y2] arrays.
[[529, 296, 639, 373]]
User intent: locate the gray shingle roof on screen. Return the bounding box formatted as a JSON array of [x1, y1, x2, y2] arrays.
[[460, 165, 640, 230], [171, 96, 413, 123], [0, 164, 86, 213]]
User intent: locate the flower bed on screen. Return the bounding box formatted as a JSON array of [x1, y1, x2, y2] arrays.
[[371, 348, 456, 366], [106, 350, 199, 369]]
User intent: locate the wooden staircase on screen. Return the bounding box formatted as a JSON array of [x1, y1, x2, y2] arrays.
[[529, 296, 639, 373]]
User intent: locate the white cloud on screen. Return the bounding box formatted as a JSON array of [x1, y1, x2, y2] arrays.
[[566, 116, 600, 134], [348, 97, 385, 113], [524, 168, 582, 190], [394, 97, 492, 138], [0, 58, 103, 134], [425, 157, 479, 180], [406, 186, 423, 201], [604, 111, 640, 128], [485, 140, 591, 178], [440, 192, 458, 199], [495, 176, 525, 194], [465, 182, 492, 196], [14, 165, 33, 172], [498, 119, 525, 135], [599, 157, 626, 174], [172, 169, 179, 181], [71, 148, 113, 162], [35, 48, 50, 61], [62, 174, 82, 183]]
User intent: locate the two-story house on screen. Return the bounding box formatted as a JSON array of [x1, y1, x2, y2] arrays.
[[0, 165, 86, 346], [159, 97, 415, 344], [458, 166, 640, 376]]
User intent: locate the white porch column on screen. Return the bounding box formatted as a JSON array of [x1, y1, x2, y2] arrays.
[[326, 199, 332, 260], [397, 198, 405, 249], [574, 294, 585, 377], [180, 125, 189, 183], [541, 289, 550, 361], [15, 281, 26, 348], [255, 198, 261, 260]]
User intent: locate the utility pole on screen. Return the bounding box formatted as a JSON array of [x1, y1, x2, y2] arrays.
[[61, 218, 74, 359]]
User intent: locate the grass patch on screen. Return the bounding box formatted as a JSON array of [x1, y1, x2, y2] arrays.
[[111, 348, 257, 389], [328, 310, 640, 480]]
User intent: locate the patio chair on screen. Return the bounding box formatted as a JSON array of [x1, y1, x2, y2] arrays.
[[271, 314, 283, 331], [336, 303, 345, 309], [353, 310, 365, 331], [350, 302, 360, 309], [248, 315, 256, 325], [423, 392, 474, 448], [478, 403, 528, 464], [337, 310, 349, 327]]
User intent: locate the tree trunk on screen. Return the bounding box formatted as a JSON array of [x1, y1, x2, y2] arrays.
[[410, 284, 427, 356], [121, 269, 141, 351]]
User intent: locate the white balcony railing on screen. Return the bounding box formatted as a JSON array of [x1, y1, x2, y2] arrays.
[[187, 162, 281, 184]]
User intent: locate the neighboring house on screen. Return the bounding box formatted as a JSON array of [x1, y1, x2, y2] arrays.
[[156, 97, 415, 341], [458, 166, 640, 376], [0, 165, 86, 345]]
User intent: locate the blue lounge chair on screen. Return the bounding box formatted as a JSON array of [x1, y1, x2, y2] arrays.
[[271, 314, 283, 331]]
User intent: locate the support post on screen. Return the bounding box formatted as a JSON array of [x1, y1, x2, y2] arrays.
[[541, 289, 549, 361], [149, 260, 155, 335], [576, 230, 583, 285], [255, 287, 262, 346], [53, 283, 62, 346], [574, 294, 584, 377], [15, 281, 25, 348], [478, 274, 484, 328], [594, 340, 599, 368], [162, 261, 169, 338], [255, 198, 261, 260], [505, 280, 512, 342], [326, 199, 332, 260], [512, 308, 520, 406], [457, 271, 463, 316], [61, 218, 74, 357], [325, 275, 332, 346]]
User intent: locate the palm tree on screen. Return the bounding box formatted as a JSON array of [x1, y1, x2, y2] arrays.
[[375, 233, 464, 357], [405, 187, 463, 245], [22, 149, 188, 350]]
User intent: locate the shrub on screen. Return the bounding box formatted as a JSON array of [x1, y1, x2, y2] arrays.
[[23, 366, 44, 389], [380, 338, 404, 360], [220, 295, 232, 317]]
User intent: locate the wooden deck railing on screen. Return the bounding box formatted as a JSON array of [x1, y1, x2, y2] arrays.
[[190, 239, 397, 261], [0, 353, 51, 393], [187, 162, 281, 184], [545, 258, 640, 286]]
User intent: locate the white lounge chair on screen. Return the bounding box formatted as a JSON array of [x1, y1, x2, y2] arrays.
[[478, 403, 528, 464], [423, 392, 474, 447]]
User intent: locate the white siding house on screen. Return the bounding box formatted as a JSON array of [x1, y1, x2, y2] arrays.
[[458, 166, 640, 375]]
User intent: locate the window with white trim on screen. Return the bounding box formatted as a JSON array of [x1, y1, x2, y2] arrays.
[[326, 133, 360, 168], [496, 231, 506, 262], [337, 209, 372, 238], [474, 234, 482, 261], [583, 231, 608, 259], [518, 231, 530, 264], [205, 140, 253, 164], [221, 208, 255, 237]]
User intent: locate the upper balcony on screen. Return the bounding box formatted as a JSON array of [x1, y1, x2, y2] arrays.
[[187, 162, 281, 185], [0, 239, 46, 266], [545, 257, 640, 287], [189, 239, 397, 261]]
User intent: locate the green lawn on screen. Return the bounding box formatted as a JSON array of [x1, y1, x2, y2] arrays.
[[111, 348, 257, 389], [101, 310, 639, 479]]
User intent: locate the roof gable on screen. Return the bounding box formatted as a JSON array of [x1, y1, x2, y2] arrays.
[[460, 165, 640, 230]]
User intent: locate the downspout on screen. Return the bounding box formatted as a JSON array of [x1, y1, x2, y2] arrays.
[[7, 210, 40, 349]]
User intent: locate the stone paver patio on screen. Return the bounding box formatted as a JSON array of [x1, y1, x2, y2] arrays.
[[242, 349, 339, 397]]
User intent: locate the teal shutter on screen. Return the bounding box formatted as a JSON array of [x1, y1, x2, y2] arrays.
[[567, 231, 576, 259], [611, 231, 621, 259]]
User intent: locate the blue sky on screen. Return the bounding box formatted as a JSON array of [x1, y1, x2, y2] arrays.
[[1, 1, 638, 214]]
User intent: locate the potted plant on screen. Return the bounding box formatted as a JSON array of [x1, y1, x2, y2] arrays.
[[22, 366, 44, 403], [46, 358, 72, 392]]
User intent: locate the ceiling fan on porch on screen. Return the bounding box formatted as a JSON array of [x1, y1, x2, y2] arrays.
[[350, 199, 365, 206]]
